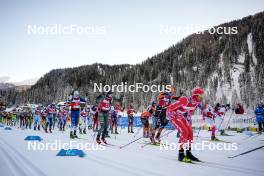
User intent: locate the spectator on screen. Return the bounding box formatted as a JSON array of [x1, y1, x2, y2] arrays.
[[255, 103, 264, 133], [235, 103, 244, 114]]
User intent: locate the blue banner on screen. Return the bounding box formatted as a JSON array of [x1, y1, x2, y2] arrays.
[[118, 116, 175, 130], [57, 149, 86, 157], [25, 136, 43, 141], [4, 127, 12, 130]]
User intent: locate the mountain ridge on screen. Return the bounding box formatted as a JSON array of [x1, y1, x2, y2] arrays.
[[1, 11, 263, 110]]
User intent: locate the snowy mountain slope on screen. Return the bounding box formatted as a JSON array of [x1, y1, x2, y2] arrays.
[[1, 12, 264, 109]]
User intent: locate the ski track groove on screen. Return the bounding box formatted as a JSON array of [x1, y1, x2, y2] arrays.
[[88, 152, 165, 176], [0, 143, 28, 176], [159, 154, 263, 176], [195, 161, 263, 176], [0, 137, 47, 176]]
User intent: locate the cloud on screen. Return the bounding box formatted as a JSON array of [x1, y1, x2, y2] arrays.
[[0, 76, 10, 83]]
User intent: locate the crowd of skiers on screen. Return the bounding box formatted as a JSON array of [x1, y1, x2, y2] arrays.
[[0, 87, 263, 163]]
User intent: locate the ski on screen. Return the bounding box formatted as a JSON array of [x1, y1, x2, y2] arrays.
[[140, 130, 174, 148], [243, 133, 261, 140], [139, 140, 161, 147], [228, 145, 264, 158], [209, 139, 232, 143], [220, 133, 234, 136], [98, 143, 116, 147]]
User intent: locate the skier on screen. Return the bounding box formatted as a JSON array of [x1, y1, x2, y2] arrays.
[[91, 104, 99, 132], [202, 101, 218, 140], [127, 104, 136, 133], [167, 87, 205, 162], [45, 103, 56, 133], [68, 90, 86, 139], [96, 91, 113, 144], [11, 111, 17, 126], [58, 107, 68, 131], [110, 103, 121, 134], [152, 92, 171, 144], [140, 102, 156, 138], [216, 104, 227, 135], [33, 107, 42, 131], [79, 106, 89, 134], [255, 103, 264, 133]]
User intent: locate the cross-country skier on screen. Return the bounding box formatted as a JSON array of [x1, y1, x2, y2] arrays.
[[91, 104, 99, 132], [167, 87, 205, 162], [152, 92, 171, 144], [202, 101, 218, 140], [141, 102, 156, 138], [58, 107, 68, 131], [79, 106, 89, 134], [110, 103, 121, 134], [96, 91, 113, 144], [68, 90, 86, 139], [215, 104, 227, 135], [45, 103, 56, 133], [127, 104, 136, 133], [33, 106, 42, 131]]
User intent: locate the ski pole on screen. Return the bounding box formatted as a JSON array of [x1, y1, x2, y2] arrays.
[[195, 118, 204, 139], [228, 145, 264, 158], [216, 110, 229, 134], [133, 126, 143, 138], [119, 136, 144, 149], [141, 130, 174, 148], [223, 110, 234, 131]]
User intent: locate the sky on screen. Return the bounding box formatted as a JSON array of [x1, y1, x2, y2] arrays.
[[0, 0, 264, 83]]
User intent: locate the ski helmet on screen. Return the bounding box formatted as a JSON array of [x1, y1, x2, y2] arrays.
[[192, 87, 205, 96], [73, 91, 79, 96], [191, 87, 205, 102]]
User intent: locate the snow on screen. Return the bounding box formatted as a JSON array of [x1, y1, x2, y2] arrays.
[[247, 33, 253, 55], [247, 33, 257, 65], [0, 122, 263, 176], [238, 53, 245, 64]]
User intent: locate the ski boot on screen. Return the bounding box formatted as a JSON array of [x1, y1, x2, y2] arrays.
[[150, 136, 156, 145], [83, 129, 86, 134], [34, 126, 36, 130], [37, 126, 40, 131], [101, 137, 107, 144], [131, 128, 134, 133], [96, 135, 101, 144], [114, 129, 119, 134], [70, 131, 75, 139], [45, 129, 48, 133], [73, 130, 78, 138], [177, 131, 181, 138], [186, 149, 200, 162], [178, 148, 186, 161], [105, 132, 110, 138], [155, 132, 161, 143], [178, 149, 192, 163], [79, 128, 83, 134], [211, 135, 219, 141], [49, 129, 52, 133]]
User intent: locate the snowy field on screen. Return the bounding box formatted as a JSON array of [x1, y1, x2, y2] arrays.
[[0, 125, 263, 176]]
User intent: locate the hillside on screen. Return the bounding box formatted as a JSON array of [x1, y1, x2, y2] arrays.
[[1, 12, 264, 109]]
